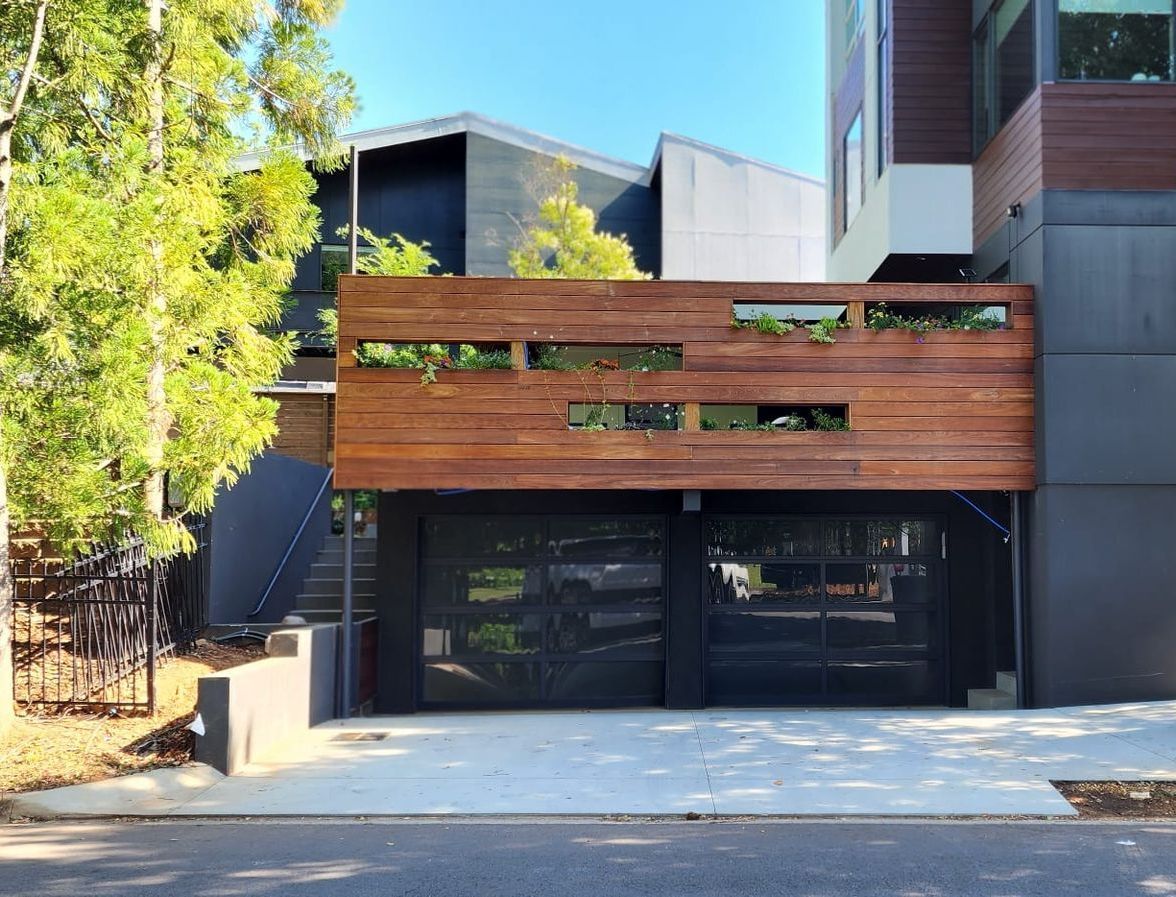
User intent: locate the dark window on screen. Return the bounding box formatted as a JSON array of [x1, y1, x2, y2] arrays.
[[843, 110, 864, 226], [707, 519, 823, 558], [319, 244, 375, 292], [974, 0, 1037, 153], [877, 0, 891, 175], [1059, 1, 1174, 81], [420, 565, 542, 607]]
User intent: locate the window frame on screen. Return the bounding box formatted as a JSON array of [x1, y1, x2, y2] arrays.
[[842, 108, 864, 228], [876, 0, 891, 177], [972, 0, 1038, 156]]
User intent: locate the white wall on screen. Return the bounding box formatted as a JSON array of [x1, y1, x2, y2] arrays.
[[659, 136, 827, 282]]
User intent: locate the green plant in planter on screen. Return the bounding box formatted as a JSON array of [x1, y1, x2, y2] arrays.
[[807, 316, 843, 344], [729, 420, 779, 432], [456, 347, 513, 370], [732, 311, 796, 335], [867, 303, 1003, 334], [700, 417, 719, 431], [777, 415, 808, 431], [811, 408, 851, 431], [534, 344, 578, 371]]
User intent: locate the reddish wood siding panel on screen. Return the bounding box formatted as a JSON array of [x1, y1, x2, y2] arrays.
[[1040, 82, 1176, 190], [973, 87, 1044, 245], [334, 277, 1035, 492], [272, 394, 334, 467], [890, 0, 972, 164]]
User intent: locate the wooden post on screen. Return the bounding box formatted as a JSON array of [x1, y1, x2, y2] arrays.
[[684, 402, 701, 431], [510, 341, 527, 370], [847, 301, 866, 328]]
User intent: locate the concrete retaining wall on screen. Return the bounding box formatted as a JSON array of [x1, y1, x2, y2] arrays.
[[195, 625, 337, 775]]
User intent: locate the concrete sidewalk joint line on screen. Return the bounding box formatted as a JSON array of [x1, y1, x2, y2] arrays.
[[11, 701, 1176, 819]]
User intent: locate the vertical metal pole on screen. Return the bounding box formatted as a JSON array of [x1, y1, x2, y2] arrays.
[[340, 489, 354, 718], [348, 144, 359, 275], [146, 559, 158, 715], [1010, 492, 1027, 709]]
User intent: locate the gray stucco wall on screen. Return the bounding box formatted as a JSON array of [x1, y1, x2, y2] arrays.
[[208, 451, 331, 624], [658, 136, 826, 282], [464, 132, 660, 277], [979, 189, 1176, 706]]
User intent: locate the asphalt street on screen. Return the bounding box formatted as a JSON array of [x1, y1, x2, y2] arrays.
[[1, 820, 1173, 896]]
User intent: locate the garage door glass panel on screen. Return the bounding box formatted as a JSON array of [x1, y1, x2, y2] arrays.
[[422, 662, 541, 703], [421, 614, 541, 656], [545, 661, 664, 701], [827, 660, 940, 702], [548, 563, 662, 604], [708, 661, 824, 704], [549, 520, 664, 556], [823, 519, 941, 557], [706, 519, 822, 558], [826, 611, 936, 652], [422, 517, 545, 558], [708, 612, 822, 654], [421, 565, 542, 607], [547, 613, 662, 656], [825, 563, 937, 603]]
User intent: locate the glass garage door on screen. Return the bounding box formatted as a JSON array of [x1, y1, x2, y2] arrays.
[[419, 516, 665, 708], [705, 517, 946, 706]]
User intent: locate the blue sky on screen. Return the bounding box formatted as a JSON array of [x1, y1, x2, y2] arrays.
[[323, 0, 827, 179]]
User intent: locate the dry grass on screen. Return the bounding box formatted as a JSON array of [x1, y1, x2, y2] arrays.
[[1053, 780, 1176, 819], [0, 640, 263, 795]]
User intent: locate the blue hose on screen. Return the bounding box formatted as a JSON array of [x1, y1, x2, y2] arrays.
[[951, 490, 1012, 542]]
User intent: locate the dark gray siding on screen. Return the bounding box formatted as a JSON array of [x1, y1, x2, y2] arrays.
[[464, 132, 660, 277], [978, 188, 1176, 706]]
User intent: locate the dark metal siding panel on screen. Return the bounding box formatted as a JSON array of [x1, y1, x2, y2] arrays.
[[890, 0, 972, 164], [1028, 484, 1176, 707], [666, 512, 704, 709], [831, 37, 867, 243], [463, 132, 659, 277], [376, 490, 419, 713]]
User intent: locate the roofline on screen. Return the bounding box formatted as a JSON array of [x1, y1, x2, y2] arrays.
[[235, 111, 652, 183], [648, 132, 825, 187]]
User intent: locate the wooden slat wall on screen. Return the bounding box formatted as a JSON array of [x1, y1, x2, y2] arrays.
[[335, 277, 1035, 491], [272, 394, 334, 467], [890, 0, 972, 165], [973, 86, 1044, 245]]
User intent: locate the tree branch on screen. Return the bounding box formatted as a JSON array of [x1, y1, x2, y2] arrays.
[[5, 0, 49, 122]]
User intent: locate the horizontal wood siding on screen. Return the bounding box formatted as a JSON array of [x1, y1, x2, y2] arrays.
[[1039, 82, 1176, 191], [890, 0, 972, 164], [973, 86, 1043, 245], [272, 394, 334, 467], [335, 277, 1035, 491]]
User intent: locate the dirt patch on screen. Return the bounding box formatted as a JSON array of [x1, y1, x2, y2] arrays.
[[0, 639, 264, 795], [1053, 781, 1176, 818]]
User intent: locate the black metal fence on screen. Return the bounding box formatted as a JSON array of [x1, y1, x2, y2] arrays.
[[11, 523, 208, 713]]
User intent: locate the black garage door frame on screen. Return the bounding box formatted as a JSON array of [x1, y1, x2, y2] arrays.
[[416, 514, 669, 710], [701, 513, 951, 707]]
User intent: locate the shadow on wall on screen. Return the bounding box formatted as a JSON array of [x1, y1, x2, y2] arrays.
[[208, 452, 332, 624]]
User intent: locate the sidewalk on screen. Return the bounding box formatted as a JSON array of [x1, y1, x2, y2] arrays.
[[12, 701, 1176, 818]]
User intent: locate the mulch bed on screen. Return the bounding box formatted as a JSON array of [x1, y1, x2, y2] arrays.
[[1053, 781, 1176, 818], [0, 639, 264, 795]]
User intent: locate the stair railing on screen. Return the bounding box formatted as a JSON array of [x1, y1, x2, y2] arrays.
[[248, 467, 335, 619]]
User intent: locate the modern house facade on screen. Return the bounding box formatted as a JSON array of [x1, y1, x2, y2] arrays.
[[828, 0, 1176, 707], [238, 113, 826, 469], [335, 276, 1032, 712]]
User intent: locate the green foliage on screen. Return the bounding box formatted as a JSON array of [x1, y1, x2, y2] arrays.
[[0, 0, 356, 556], [807, 317, 842, 344], [811, 408, 851, 431], [700, 417, 719, 431], [732, 312, 796, 336], [866, 303, 1004, 334], [729, 421, 779, 432], [355, 342, 511, 386], [532, 345, 578, 371], [778, 415, 809, 431], [316, 227, 439, 347], [629, 346, 681, 372], [508, 155, 650, 281]]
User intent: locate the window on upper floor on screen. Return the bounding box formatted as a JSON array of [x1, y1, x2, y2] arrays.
[[1059, 0, 1174, 81], [974, 0, 1037, 153], [845, 0, 865, 54], [320, 244, 376, 292], [843, 110, 864, 227], [876, 0, 890, 176]]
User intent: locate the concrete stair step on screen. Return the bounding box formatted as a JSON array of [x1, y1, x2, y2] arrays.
[[294, 594, 378, 611], [316, 550, 377, 565], [310, 562, 377, 578], [995, 670, 1017, 695], [301, 577, 376, 596], [967, 688, 1016, 711], [291, 608, 377, 623], [321, 536, 377, 549]]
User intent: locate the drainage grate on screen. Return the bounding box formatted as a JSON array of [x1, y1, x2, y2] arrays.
[[330, 732, 389, 742]]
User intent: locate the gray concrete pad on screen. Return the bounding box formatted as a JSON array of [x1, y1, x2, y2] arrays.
[[10, 702, 1176, 818], [10, 765, 223, 819]]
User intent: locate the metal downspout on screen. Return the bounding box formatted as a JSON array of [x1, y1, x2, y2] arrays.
[[338, 144, 359, 719], [1010, 492, 1028, 709]]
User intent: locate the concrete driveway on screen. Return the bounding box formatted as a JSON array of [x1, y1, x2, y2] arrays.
[[17, 701, 1176, 818]]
